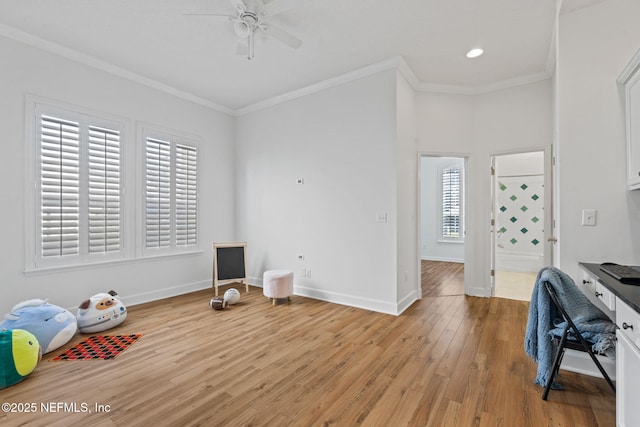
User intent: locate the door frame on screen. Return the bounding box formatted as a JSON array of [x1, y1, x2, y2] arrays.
[[489, 146, 554, 296], [417, 152, 470, 297]]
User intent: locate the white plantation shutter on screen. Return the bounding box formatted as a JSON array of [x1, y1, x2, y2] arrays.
[[40, 115, 80, 257], [33, 104, 125, 268], [88, 126, 121, 253], [143, 133, 199, 252], [442, 167, 461, 239], [175, 144, 197, 246], [145, 138, 172, 248]]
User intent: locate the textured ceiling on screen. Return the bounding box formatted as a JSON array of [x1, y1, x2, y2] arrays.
[[0, 0, 568, 111]]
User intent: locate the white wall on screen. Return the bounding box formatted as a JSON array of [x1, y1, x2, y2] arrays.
[[557, 0, 640, 281], [0, 36, 236, 315], [414, 80, 553, 295], [420, 156, 465, 262], [495, 152, 544, 176], [0, 20, 556, 318], [235, 70, 402, 314], [395, 71, 419, 311]]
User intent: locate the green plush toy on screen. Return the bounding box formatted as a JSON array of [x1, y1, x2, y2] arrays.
[[0, 329, 41, 389]]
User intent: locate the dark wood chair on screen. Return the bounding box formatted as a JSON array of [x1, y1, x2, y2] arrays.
[[542, 281, 616, 400]]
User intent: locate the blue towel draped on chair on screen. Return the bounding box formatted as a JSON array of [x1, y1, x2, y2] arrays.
[[524, 267, 616, 388]]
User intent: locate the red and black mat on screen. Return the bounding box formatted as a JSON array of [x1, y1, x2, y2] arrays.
[[50, 334, 143, 361]]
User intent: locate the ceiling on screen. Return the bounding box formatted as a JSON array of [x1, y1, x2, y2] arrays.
[[0, 0, 605, 113]]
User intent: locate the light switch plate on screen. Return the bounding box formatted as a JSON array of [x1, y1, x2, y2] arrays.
[[582, 209, 597, 226]]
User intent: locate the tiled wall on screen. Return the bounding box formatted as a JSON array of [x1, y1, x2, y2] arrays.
[[496, 175, 544, 257]]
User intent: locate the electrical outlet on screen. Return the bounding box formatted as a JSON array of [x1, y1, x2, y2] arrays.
[[306, 268, 311, 278]]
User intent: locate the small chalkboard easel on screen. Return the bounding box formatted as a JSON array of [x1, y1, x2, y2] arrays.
[[212, 242, 249, 296]]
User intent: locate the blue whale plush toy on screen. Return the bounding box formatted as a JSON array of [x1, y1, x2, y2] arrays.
[[0, 299, 77, 354]]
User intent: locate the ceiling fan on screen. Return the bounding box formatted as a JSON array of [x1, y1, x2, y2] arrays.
[[185, 0, 305, 60]]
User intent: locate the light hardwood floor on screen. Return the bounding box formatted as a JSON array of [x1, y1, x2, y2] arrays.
[[2, 265, 615, 426]]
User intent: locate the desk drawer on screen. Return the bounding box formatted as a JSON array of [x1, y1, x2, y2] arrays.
[[617, 298, 640, 348], [580, 270, 597, 292], [595, 281, 616, 311], [580, 269, 615, 311]]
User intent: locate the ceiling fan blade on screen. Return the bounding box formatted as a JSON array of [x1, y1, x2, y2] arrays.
[[183, 11, 236, 21], [259, 23, 302, 49], [259, 0, 302, 17], [228, 0, 247, 14]]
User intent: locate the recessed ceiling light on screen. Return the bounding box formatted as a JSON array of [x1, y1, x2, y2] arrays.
[[466, 48, 484, 58]]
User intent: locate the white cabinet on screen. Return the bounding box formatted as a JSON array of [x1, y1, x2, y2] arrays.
[[618, 49, 640, 190], [616, 298, 640, 427], [595, 281, 616, 311], [580, 269, 616, 312]]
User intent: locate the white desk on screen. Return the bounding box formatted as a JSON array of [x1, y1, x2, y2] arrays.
[[580, 263, 640, 427]]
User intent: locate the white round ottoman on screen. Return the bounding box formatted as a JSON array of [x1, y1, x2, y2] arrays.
[[263, 270, 294, 305]]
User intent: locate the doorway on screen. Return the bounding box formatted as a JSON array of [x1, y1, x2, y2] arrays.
[[491, 149, 552, 301], [420, 155, 466, 297]]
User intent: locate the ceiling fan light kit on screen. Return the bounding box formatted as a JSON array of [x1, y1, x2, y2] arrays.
[[186, 0, 304, 61]]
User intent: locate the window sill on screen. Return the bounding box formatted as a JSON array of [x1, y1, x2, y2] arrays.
[[24, 249, 204, 277], [437, 239, 465, 244]]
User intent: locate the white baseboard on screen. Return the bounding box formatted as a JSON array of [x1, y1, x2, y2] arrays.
[[421, 256, 464, 263], [255, 275, 419, 315], [96, 276, 416, 318], [122, 279, 212, 307], [397, 289, 420, 314], [294, 285, 408, 316], [248, 276, 263, 287]]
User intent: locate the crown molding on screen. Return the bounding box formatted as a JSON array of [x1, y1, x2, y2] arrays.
[[617, 48, 640, 84], [2, 21, 554, 116], [473, 70, 553, 94], [235, 56, 405, 116], [239, 56, 553, 113], [394, 56, 420, 89], [415, 69, 552, 96], [0, 23, 235, 116]]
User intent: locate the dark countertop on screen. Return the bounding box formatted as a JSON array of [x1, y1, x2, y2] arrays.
[[580, 262, 640, 313]]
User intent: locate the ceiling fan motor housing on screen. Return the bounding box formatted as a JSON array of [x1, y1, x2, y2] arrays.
[[234, 11, 258, 37]]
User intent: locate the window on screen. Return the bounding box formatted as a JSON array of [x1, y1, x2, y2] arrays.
[[32, 104, 124, 268], [441, 166, 463, 241], [26, 99, 202, 271], [143, 130, 199, 254]]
